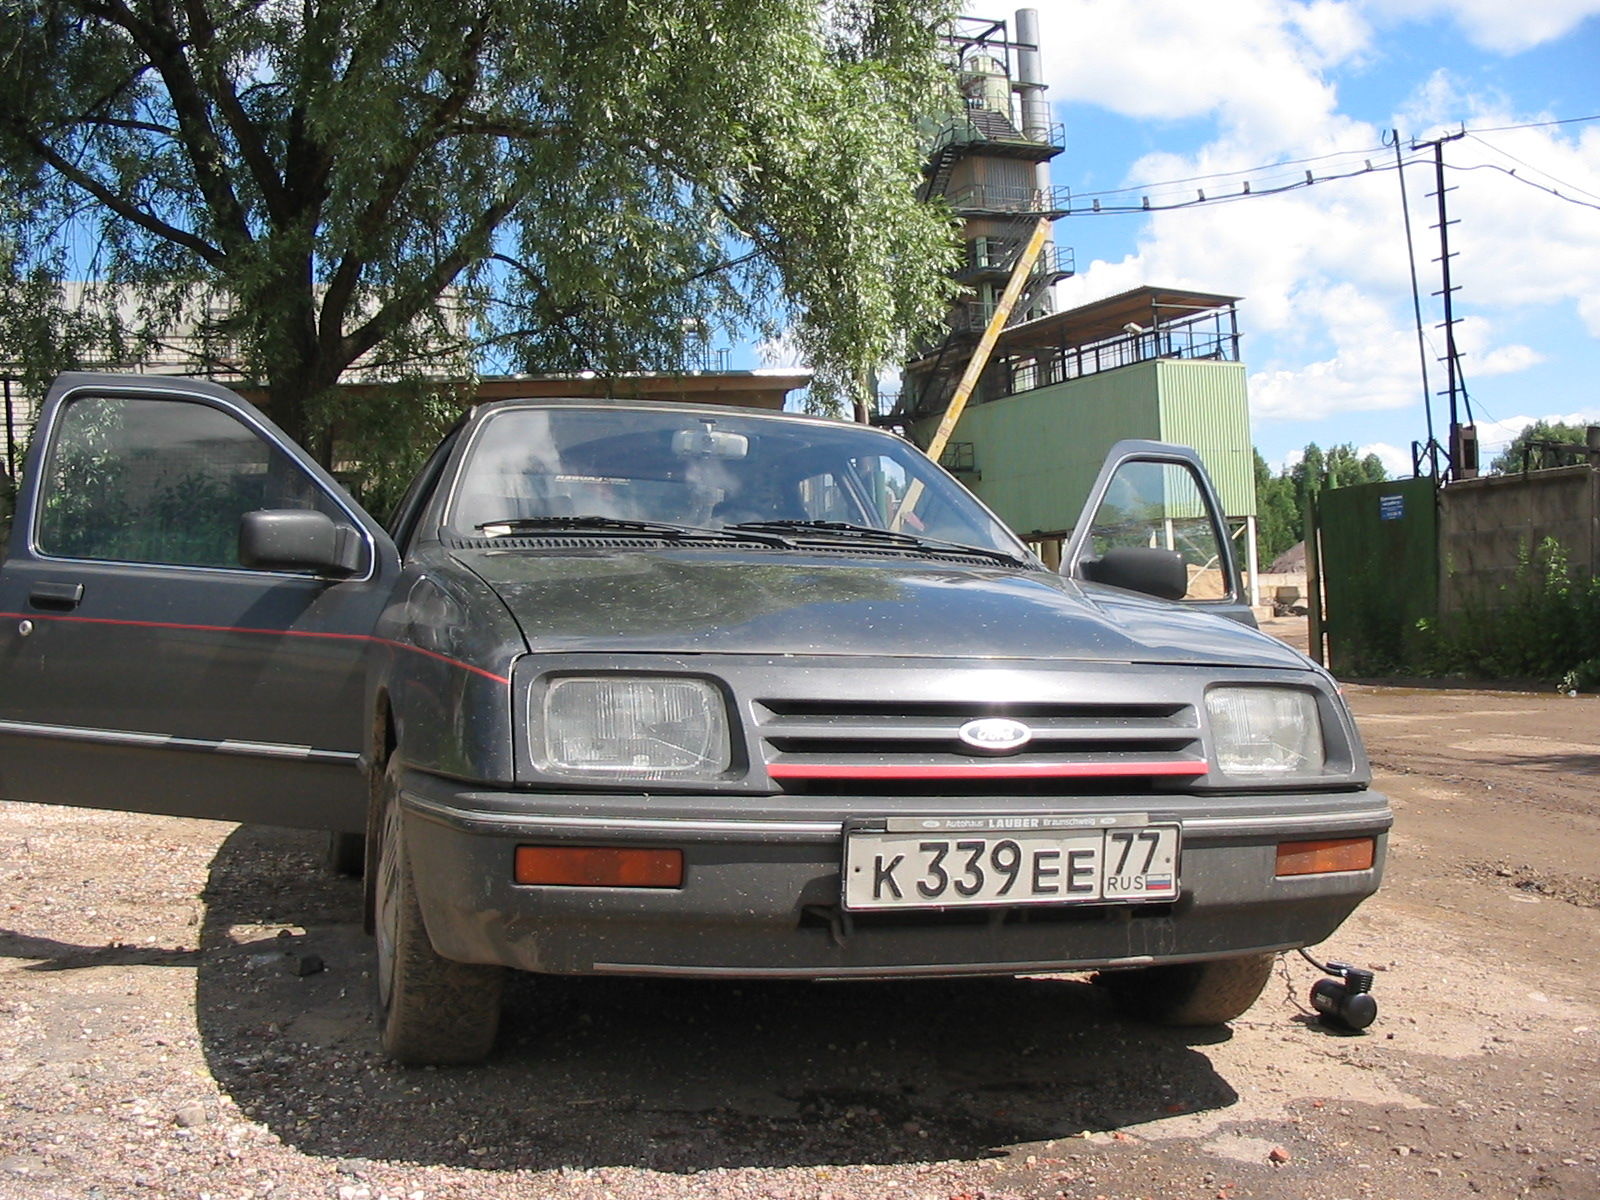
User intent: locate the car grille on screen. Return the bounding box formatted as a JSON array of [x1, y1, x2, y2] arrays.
[[754, 698, 1205, 794]]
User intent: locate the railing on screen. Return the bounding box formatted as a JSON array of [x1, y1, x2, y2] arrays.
[[958, 240, 1074, 280], [947, 293, 1057, 336], [928, 116, 1065, 157], [943, 184, 1071, 214], [680, 346, 732, 373], [939, 441, 978, 475], [971, 306, 1241, 402]]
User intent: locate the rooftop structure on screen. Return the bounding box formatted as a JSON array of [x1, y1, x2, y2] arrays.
[[900, 285, 1241, 418], [914, 9, 1073, 372]]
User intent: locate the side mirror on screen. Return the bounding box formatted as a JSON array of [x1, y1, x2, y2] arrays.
[[239, 509, 365, 576], [1080, 546, 1188, 601]]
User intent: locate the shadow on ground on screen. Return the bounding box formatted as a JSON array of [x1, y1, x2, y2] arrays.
[[193, 826, 1241, 1173], [0, 930, 202, 970]]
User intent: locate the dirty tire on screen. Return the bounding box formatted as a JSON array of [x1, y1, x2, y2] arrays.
[[325, 830, 365, 877], [374, 760, 504, 1065], [1098, 952, 1276, 1026]]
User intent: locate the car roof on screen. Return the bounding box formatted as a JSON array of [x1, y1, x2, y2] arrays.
[[464, 396, 880, 434]]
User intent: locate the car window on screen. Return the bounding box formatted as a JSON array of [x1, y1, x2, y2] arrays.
[[795, 471, 856, 523], [36, 393, 344, 570], [841, 452, 986, 545], [449, 407, 1024, 554], [1078, 458, 1232, 600]]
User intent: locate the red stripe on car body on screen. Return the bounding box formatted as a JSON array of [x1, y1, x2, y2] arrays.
[[766, 761, 1207, 780], [0, 610, 511, 685]]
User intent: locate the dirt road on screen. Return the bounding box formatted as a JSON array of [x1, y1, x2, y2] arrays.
[[2, 646, 1597, 1199]]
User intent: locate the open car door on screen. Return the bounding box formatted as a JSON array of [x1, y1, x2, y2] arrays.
[[1062, 440, 1256, 627], [0, 374, 399, 832]]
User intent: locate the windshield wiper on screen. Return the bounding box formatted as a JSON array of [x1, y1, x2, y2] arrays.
[[725, 520, 1030, 567], [727, 519, 924, 543], [472, 515, 793, 547]]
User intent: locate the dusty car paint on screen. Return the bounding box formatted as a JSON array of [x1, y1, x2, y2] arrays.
[[0, 373, 1390, 1061]]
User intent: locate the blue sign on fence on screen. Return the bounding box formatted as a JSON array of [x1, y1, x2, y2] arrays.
[[1379, 493, 1405, 521]]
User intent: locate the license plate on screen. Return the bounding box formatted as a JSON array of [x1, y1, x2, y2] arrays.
[[842, 817, 1180, 911]]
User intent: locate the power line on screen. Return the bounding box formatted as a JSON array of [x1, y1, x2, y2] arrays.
[[1067, 142, 1390, 200], [1058, 113, 1600, 216], [1446, 161, 1600, 213], [1059, 155, 1429, 216], [1463, 113, 1600, 134], [1465, 133, 1600, 204]]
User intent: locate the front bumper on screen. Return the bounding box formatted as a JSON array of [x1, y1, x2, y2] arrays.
[[399, 768, 1392, 978]]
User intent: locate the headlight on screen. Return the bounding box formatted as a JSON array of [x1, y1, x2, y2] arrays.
[[542, 676, 730, 780], [1205, 686, 1326, 778]]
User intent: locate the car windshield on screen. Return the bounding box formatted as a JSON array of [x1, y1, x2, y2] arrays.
[[445, 406, 1025, 557]]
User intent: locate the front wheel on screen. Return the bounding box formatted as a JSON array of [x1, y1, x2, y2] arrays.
[[1097, 953, 1276, 1027], [373, 758, 504, 1065]]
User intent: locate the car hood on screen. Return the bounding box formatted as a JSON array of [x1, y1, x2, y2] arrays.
[[448, 547, 1307, 669]]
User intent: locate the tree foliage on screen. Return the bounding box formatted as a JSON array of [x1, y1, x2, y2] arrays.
[[1487, 420, 1592, 474], [0, 0, 960, 456], [1253, 442, 1387, 569], [1252, 449, 1299, 568]]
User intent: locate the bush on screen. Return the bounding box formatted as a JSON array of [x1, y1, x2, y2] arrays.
[[1413, 538, 1600, 689]]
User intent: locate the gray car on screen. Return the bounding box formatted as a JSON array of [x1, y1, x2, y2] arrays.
[[0, 373, 1390, 1063]]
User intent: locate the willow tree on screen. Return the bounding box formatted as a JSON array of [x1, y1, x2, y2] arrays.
[[0, 0, 958, 456]]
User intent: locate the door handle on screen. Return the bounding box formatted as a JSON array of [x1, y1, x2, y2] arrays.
[[29, 581, 85, 611]]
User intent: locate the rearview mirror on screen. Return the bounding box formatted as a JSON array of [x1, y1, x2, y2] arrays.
[[239, 509, 365, 576], [672, 427, 748, 459], [1080, 546, 1188, 601]]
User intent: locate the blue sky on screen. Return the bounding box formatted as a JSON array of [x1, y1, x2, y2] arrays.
[[1020, 0, 1600, 474]]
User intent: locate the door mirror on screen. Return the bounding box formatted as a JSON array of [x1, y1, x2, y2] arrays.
[[239, 510, 365, 576], [1080, 545, 1189, 601]]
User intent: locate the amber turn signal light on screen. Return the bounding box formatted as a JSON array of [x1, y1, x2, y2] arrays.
[[1275, 837, 1376, 877], [513, 846, 684, 888]]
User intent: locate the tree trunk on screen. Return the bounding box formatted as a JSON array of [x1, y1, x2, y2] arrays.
[[262, 378, 313, 458], [260, 273, 339, 465]]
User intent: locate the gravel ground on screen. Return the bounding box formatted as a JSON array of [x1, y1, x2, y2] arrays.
[[2, 661, 1598, 1200]]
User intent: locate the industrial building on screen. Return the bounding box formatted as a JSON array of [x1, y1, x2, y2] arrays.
[[895, 10, 1260, 599]]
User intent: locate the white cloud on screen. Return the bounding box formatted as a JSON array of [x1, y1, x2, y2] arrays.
[[1395, 68, 1479, 136], [1443, 133, 1600, 334], [1248, 322, 1420, 424], [1032, 1, 1600, 447], [1358, 441, 1412, 476], [1471, 343, 1545, 377], [1294, 1, 1372, 64], [1037, 0, 1364, 150], [1362, 0, 1600, 53]]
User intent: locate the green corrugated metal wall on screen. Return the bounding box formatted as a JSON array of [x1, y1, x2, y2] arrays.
[[915, 358, 1253, 538], [1319, 476, 1439, 675], [1155, 361, 1255, 517]]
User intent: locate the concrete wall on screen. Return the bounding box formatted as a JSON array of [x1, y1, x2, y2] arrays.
[[1257, 571, 1308, 605], [1438, 466, 1600, 611]]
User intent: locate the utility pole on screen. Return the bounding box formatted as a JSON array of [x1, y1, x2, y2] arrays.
[[1413, 129, 1477, 481], [1389, 130, 1439, 481]]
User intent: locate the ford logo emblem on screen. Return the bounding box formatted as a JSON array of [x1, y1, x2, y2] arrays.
[[957, 717, 1033, 754]]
